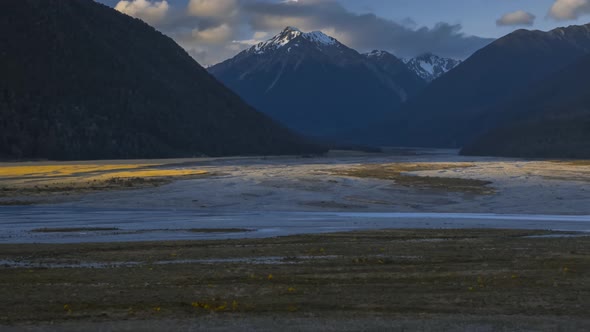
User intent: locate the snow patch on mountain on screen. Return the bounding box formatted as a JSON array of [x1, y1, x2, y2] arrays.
[[403, 53, 461, 82], [419, 62, 435, 76], [365, 50, 388, 58], [304, 31, 337, 46]]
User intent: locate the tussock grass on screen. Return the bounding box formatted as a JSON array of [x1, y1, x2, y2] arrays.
[[0, 229, 587, 323]]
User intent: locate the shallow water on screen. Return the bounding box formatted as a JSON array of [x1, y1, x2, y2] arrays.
[[1, 206, 589, 244]]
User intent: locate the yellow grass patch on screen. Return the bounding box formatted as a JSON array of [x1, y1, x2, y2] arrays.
[[0, 164, 155, 178], [88, 169, 207, 181], [0, 162, 208, 200]]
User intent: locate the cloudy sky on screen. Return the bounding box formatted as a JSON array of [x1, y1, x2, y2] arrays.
[[97, 0, 590, 66]]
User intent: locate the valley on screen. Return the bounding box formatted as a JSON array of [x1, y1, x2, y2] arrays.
[[7, 149, 588, 215], [2, 1, 590, 330]]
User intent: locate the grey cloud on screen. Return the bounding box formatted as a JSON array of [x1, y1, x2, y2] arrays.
[[496, 10, 535, 26], [113, 0, 494, 64], [115, 0, 249, 66], [187, 0, 238, 18], [114, 0, 170, 24], [549, 0, 590, 20], [243, 0, 494, 59]]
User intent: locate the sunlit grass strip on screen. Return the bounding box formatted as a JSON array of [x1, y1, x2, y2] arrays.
[[0, 164, 157, 178], [87, 169, 207, 181], [0, 164, 207, 197]]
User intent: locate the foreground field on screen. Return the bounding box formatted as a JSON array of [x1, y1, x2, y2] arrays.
[[1, 229, 589, 330]]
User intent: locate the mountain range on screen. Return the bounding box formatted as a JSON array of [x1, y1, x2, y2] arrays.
[[2, 1, 589, 161], [388, 23, 590, 150], [209, 27, 428, 142], [0, 0, 322, 160]]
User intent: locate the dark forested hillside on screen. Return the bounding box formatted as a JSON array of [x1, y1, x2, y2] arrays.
[[389, 24, 590, 148], [0, 0, 322, 160], [461, 54, 590, 158]]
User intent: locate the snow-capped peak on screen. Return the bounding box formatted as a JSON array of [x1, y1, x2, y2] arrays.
[[251, 27, 302, 53], [250, 27, 338, 54], [284, 26, 301, 33]]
